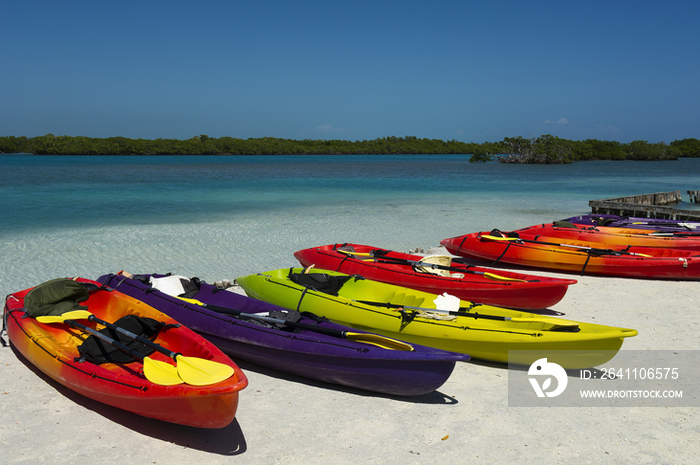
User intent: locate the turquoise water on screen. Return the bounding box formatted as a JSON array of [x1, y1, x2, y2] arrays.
[[3, 154, 699, 232], [1, 154, 699, 297]]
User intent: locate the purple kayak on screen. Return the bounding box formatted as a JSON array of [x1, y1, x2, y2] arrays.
[[96, 272, 468, 396], [563, 214, 700, 232]]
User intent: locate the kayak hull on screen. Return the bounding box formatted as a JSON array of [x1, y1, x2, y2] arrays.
[[294, 244, 576, 310], [97, 273, 469, 396], [440, 232, 700, 280], [4, 278, 247, 429], [236, 268, 637, 369]]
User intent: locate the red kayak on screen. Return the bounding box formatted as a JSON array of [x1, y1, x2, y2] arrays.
[[441, 232, 700, 280], [294, 244, 577, 310], [3, 278, 248, 428], [515, 221, 700, 251]]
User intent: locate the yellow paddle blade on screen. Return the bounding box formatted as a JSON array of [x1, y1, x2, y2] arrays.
[[143, 358, 185, 386], [174, 355, 235, 386], [178, 296, 207, 305], [482, 272, 527, 282], [337, 250, 371, 256], [35, 310, 93, 324], [345, 333, 415, 351], [481, 234, 519, 241]]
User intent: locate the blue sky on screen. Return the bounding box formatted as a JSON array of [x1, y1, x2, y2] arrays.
[[2, 1, 698, 143]]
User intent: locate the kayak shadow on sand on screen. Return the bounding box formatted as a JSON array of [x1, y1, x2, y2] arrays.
[[7, 344, 459, 455], [232, 358, 461, 405], [8, 345, 247, 455]]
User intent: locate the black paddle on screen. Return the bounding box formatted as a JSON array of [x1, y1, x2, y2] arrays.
[[352, 299, 578, 329], [177, 298, 415, 351], [480, 234, 652, 257], [37, 310, 234, 386], [37, 312, 184, 386], [336, 249, 530, 282]]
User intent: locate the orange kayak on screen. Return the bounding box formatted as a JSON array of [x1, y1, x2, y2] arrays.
[[441, 232, 700, 279], [516, 222, 700, 251], [3, 278, 248, 428]]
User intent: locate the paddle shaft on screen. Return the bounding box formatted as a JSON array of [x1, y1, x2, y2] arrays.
[[346, 251, 470, 274], [649, 231, 700, 237], [86, 314, 180, 360], [376, 256, 507, 276], [354, 300, 513, 322], [34, 308, 234, 386], [632, 221, 697, 229], [354, 300, 578, 329], [339, 249, 528, 281], [481, 234, 648, 257], [196, 302, 364, 339]]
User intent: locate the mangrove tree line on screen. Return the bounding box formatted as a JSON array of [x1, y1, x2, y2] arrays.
[[1, 134, 699, 163]]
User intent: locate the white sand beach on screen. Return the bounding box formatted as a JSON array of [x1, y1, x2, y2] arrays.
[[1, 221, 699, 464]]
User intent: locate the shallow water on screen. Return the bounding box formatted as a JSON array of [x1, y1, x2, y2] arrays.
[[2, 154, 699, 296]]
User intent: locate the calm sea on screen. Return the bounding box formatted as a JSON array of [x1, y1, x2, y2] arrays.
[[2, 154, 699, 296]]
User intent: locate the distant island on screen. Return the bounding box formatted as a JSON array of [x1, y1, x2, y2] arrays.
[[1, 134, 698, 164]]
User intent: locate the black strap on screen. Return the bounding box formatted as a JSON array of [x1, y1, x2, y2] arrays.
[[300, 311, 331, 324], [78, 281, 108, 293], [399, 309, 418, 327], [581, 253, 591, 276], [296, 287, 311, 314], [180, 277, 201, 298], [490, 240, 513, 266], [334, 244, 355, 271], [457, 235, 469, 253], [110, 274, 127, 289]]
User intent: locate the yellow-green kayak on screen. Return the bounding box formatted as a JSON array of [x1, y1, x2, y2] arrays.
[[236, 268, 638, 368]]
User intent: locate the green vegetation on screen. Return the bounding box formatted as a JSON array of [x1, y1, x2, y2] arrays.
[[495, 136, 691, 163], [1, 134, 699, 163], [0, 134, 482, 156]]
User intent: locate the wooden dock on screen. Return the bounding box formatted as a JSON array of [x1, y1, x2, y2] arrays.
[[590, 190, 700, 221]]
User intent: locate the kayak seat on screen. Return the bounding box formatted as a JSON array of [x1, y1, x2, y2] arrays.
[[288, 269, 354, 296], [415, 255, 453, 277]]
